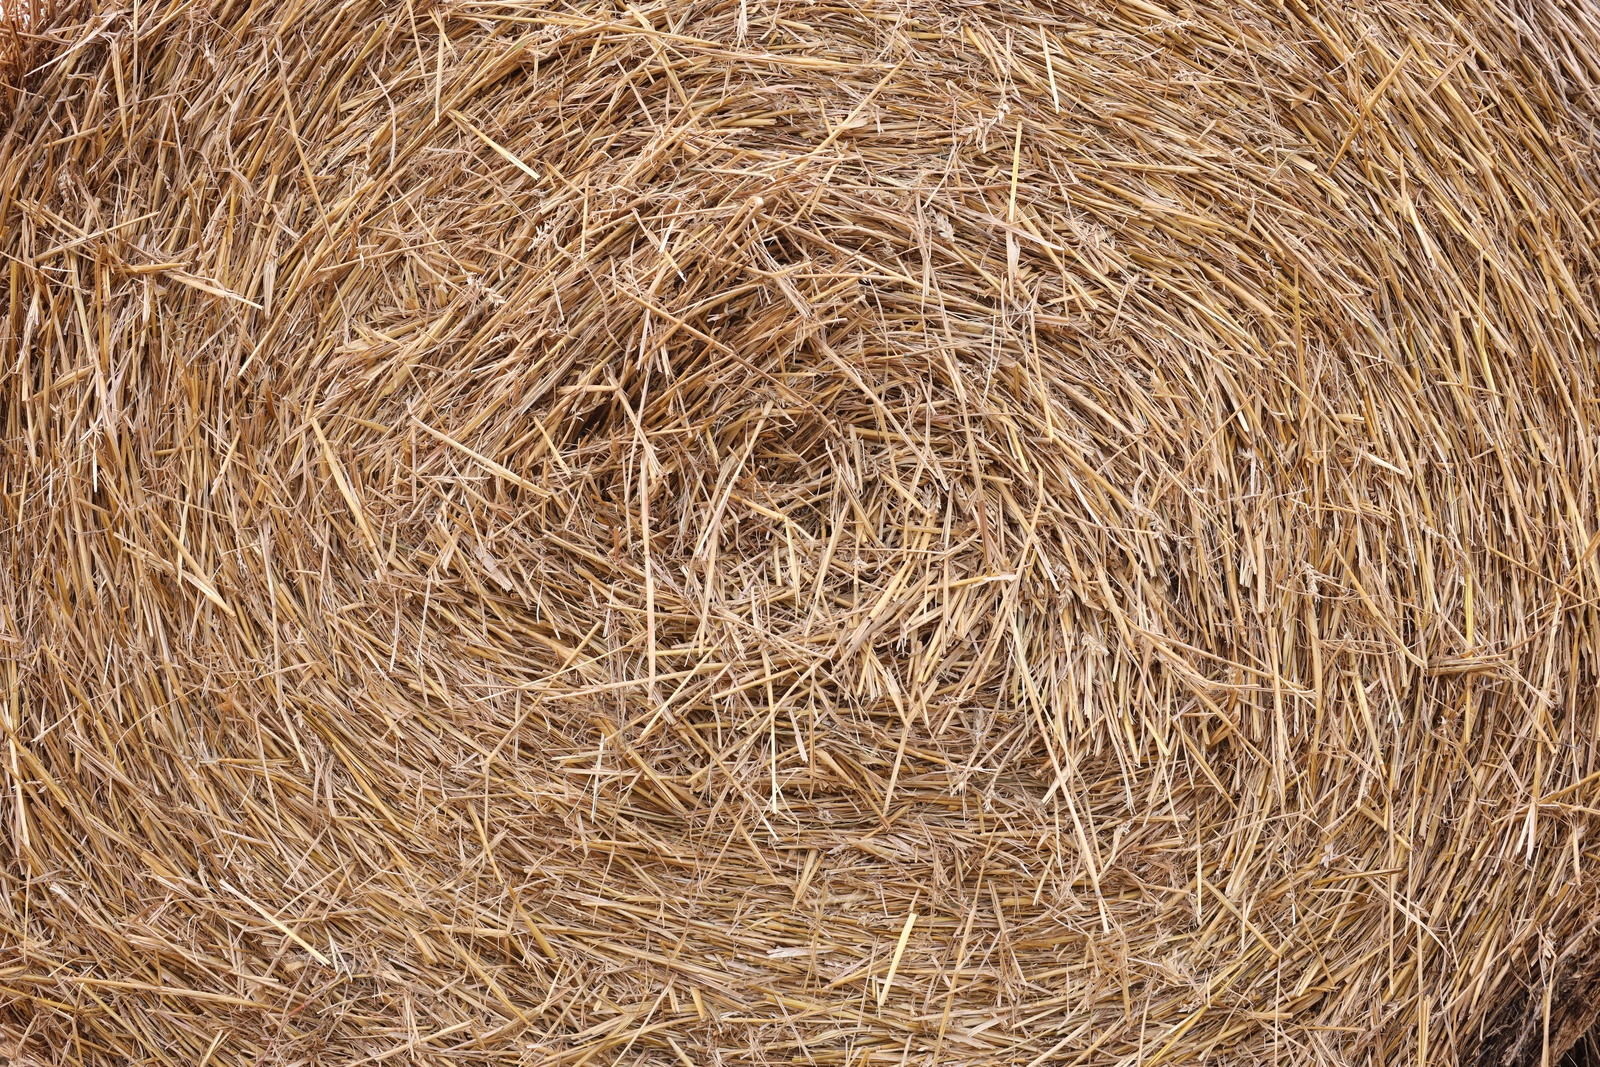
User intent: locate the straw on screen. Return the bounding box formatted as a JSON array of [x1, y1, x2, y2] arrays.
[[2, 0, 1599, 1064]]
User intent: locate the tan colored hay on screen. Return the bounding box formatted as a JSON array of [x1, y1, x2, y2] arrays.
[[3, 0, 1600, 1063]]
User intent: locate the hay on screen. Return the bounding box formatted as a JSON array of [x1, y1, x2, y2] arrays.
[[2, 0, 1599, 1063]]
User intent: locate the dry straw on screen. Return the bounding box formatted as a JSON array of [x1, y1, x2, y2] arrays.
[[2, 0, 1599, 1063]]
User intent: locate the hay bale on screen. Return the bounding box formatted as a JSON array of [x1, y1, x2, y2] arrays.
[[2, 0, 1599, 1063]]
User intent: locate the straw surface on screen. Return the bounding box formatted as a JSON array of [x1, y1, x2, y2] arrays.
[[3, 0, 1600, 1064]]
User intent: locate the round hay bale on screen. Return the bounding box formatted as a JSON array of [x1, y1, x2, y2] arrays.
[[3, 0, 1599, 1064]]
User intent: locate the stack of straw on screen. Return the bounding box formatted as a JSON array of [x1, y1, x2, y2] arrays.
[[3, 0, 1600, 1063]]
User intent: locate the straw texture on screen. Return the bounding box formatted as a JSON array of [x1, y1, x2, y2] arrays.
[[3, 0, 1600, 1063]]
